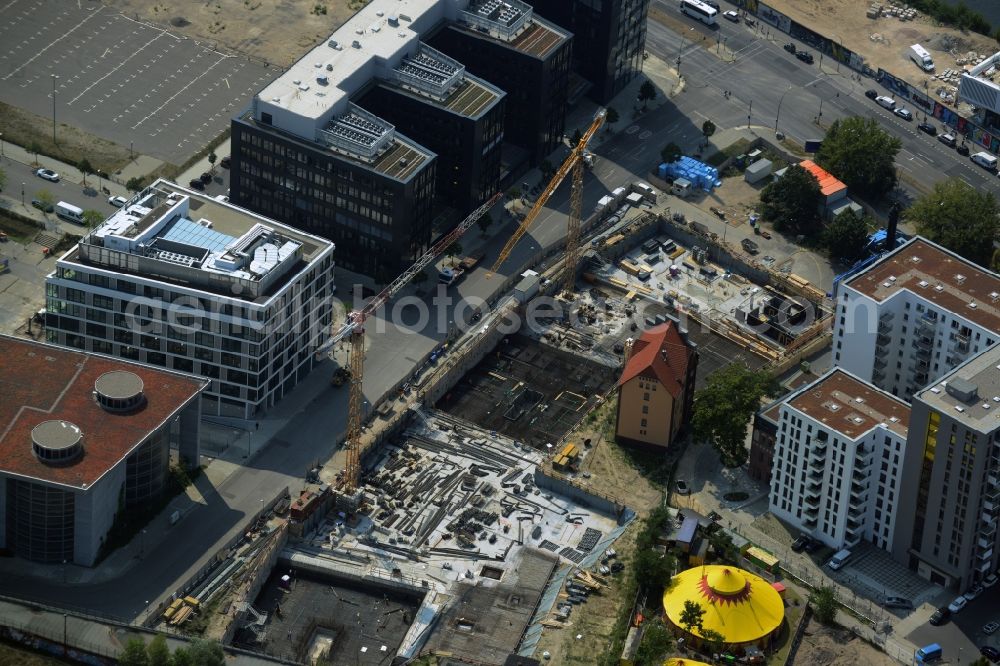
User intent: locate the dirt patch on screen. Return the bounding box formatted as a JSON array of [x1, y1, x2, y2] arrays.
[[107, 0, 370, 67], [532, 400, 664, 666], [0, 642, 70, 666], [791, 618, 897, 666], [767, 0, 999, 102], [0, 102, 133, 175]]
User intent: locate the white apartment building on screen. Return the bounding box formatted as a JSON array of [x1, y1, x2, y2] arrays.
[[770, 369, 910, 551], [44, 181, 336, 419], [834, 237, 1000, 401]]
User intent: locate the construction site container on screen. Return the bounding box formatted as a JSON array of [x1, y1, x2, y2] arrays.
[[743, 545, 780, 573], [744, 158, 772, 184]]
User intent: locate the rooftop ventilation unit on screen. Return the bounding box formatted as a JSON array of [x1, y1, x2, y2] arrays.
[[388, 15, 399, 26], [316, 76, 329, 85], [95, 371, 146, 413], [352, 40, 362, 48], [945, 377, 979, 403], [32, 420, 84, 465]]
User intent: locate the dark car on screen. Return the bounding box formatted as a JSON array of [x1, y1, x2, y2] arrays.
[[188, 178, 206, 191], [791, 536, 810, 552], [796, 51, 814, 64], [982, 646, 1000, 663], [220, 155, 231, 168], [957, 143, 971, 156], [929, 607, 951, 626], [31, 199, 54, 213], [804, 538, 822, 553], [783, 43, 796, 54], [199, 172, 213, 184], [883, 596, 913, 610], [865, 89, 878, 100], [705, 0, 720, 8], [918, 122, 937, 136]]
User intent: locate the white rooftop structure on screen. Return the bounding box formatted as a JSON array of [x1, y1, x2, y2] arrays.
[[959, 51, 1000, 114], [255, 0, 537, 144]]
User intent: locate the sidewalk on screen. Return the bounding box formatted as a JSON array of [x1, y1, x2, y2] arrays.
[[176, 138, 231, 189]]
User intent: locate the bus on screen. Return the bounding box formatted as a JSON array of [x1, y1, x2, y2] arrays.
[[680, 0, 718, 25]]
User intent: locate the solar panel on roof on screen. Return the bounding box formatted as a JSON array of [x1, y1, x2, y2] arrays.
[[161, 219, 235, 253]]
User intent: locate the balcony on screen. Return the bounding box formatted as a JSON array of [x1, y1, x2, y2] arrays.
[[803, 504, 819, 517], [978, 547, 994, 562], [851, 480, 866, 495], [810, 456, 825, 470], [846, 515, 863, 530], [878, 320, 893, 335], [915, 336, 933, 351], [807, 478, 822, 492], [953, 335, 971, 354], [873, 368, 887, 383], [809, 468, 824, 480], [917, 314, 937, 331], [874, 357, 888, 370], [804, 492, 821, 507], [876, 331, 892, 346], [853, 467, 869, 482], [803, 515, 818, 527], [812, 442, 827, 456]]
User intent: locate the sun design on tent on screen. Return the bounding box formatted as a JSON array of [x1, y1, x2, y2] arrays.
[[696, 567, 753, 606]]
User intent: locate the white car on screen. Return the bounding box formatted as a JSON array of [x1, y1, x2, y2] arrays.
[[963, 584, 984, 601], [983, 573, 998, 589], [35, 168, 60, 182], [947, 596, 968, 613], [108, 195, 128, 208], [893, 107, 913, 121], [723, 10, 739, 22], [984, 621, 1000, 635]]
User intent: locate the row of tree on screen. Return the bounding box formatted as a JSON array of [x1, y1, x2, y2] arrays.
[[118, 635, 225, 666]]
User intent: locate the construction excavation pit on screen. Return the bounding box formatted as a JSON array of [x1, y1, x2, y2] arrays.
[[437, 334, 618, 448]]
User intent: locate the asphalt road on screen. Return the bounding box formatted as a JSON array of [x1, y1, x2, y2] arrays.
[[3, 159, 121, 233], [646, 0, 1000, 200]]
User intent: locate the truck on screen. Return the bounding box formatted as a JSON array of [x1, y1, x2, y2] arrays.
[[55, 201, 84, 224], [971, 151, 998, 172], [439, 253, 485, 286], [908, 44, 934, 72]]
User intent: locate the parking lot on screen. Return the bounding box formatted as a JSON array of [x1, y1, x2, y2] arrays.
[[0, 0, 274, 163]]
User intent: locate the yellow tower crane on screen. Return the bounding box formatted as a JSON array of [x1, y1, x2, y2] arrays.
[[489, 108, 605, 295]]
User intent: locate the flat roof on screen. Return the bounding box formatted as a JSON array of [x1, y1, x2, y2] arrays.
[[844, 237, 1000, 333], [916, 345, 1000, 431], [0, 336, 207, 489], [785, 369, 910, 439]]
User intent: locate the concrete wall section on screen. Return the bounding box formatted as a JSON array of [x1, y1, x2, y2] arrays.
[[74, 465, 126, 566]]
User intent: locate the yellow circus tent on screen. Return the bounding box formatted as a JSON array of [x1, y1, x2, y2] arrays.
[[664, 659, 712, 666], [662, 565, 785, 647]]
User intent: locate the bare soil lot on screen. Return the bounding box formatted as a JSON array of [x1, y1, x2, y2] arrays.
[[791, 618, 897, 666], [106, 0, 369, 67]]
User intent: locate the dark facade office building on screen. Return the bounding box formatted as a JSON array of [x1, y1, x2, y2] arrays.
[[428, 0, 572, 166], [356, 44, 505, 211], [530, 0, 649, 103]]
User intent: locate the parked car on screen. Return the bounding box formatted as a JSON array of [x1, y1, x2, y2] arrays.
[[957, 143, 971, 156], [964, 584, 984, 601], [783, 43, 796, 54], [723, 9, 739, 22], [894, 107, 913, 121], [983, 621, 1000, 636], [675, 480, 690, 496], [875, 95, 896, 110], [220, 155, 231, 168], [918, 122, 937, 135], [188, 178, 205, 190], [982, 645, 1000, 663], [928, 607, 950, 625], [35, 168, 59, 182], [883, 596, 913, 610], [947, 596, 968, 613], [791, 536, 811, 553], [865, 89, 879, 100], [199, 172, 213, 184], [983, 573, 998, 588], [804, 538, 822, 553], [796, 51, 814, 64], [31, 199, 54, 213], [108, 195, 128, 208], [938, 133, 957, 147]]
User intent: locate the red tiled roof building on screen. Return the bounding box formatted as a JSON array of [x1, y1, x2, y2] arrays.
[[615, 321, 698, 449]]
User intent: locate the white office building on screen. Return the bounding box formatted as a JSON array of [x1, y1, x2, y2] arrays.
[[834, 237, 1000, 401], [770, 369, 910, 551], [44, 180, 336, 419]]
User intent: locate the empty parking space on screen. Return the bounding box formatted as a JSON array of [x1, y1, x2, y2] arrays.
[[0, 0, 275, 164]]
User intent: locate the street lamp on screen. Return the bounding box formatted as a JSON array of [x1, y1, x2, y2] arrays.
[[21, 182, 25, 207], [140, 529, 146, 558], [0, 132, 4, 159], [51, 75, 58, 144], [775, 85, 793, 134]]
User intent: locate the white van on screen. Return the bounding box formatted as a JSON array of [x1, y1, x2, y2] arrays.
[[55, 201, 84, 224], [909, 44, 934, 72], [972, 151, 998, 171], [875, 96, 896, 110], [827, 548, 853, 570]]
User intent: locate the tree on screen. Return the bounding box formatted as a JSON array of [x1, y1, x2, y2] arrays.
[[126, 177, 145, 192], [816, 116, 901, 200], [0, 166, 6, 192], [35, 188, 55, 211], [633, 548, 676, 596], [706, 527, 739, 564], [82, 209, 104, 230], [759, 164, 822, 235], [638, 80, 657, 109], [907, 178, 1000, 267], [692, 364, 780, 467], [78, 157, 94, 186], [810, 585, 839, 625], [146, 635, 171, 666], [29, 141, 42, 165], [118, 637, 149, 666], [660, 142, 682, 165], [992, 247, 1000, 273], [170, 648, 193, 666], [605, 106, 620, 128], [679, 599, 706, 634], [634, 619, 673, 665], [207, 151, 217, 171], [570, 128, 583, 147], [700, 628, 726, 651], [477, 212, 493, 234], [701, 120, 716, 147], [822, 209, 871, 263], [187, 639, 225, 666], [445, 241, 463, 264]]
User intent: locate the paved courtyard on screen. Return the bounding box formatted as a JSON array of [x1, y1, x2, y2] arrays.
[[0, 0, 274, 163]]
